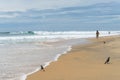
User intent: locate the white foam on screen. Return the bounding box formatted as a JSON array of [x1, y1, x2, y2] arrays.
[[54, 46, 72, 61], [22, 68, 40, 80], [20, 74, 27, 80], [0, 31, 119, 43], [23, 46, 72, 80]]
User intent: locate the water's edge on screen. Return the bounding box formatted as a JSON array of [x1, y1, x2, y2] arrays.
[[23, 46, 72, 80], [24, 38, 91, 80]]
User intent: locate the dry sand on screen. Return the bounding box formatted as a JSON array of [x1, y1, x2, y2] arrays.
[[26, 35, 120, 80]]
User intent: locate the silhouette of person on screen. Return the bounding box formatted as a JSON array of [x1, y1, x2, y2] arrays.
[[41, 65, 45, 71], [96, 30, 100, 39], [104, 57, 110, 64]]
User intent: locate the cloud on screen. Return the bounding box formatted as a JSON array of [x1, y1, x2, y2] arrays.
[[0, 0, 119, 11], [0, 13, 19, 18], [0, 2, 119, 26]]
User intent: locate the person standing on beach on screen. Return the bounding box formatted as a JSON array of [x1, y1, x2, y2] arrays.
[[96, 30, 100, 39]]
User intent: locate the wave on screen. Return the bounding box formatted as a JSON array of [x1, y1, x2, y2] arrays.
[[0, 31, 120, 36], [0, 31, 119, 44], [0, 31, 35, 36]]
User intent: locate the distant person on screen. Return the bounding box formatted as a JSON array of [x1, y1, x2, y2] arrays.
[[108, 32, 111, 34], [96, 30, 100, 39], [104, 57, 110, 64], [41, 65, 45, 71]]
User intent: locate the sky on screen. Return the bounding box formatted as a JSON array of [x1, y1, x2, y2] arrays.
[[0, 0, 120, 31]]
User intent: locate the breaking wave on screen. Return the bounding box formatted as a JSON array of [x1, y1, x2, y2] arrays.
[[0, 31, 119, 44]]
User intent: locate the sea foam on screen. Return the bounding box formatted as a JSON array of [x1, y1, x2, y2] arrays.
[[0, 31, 119, 44], [23, 46, 72, 80]]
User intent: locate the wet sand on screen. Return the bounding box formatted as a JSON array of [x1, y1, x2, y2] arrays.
[[26, 35, 120, 80]]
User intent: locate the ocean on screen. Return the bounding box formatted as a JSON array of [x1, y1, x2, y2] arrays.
[[0, 30, 120, 80]]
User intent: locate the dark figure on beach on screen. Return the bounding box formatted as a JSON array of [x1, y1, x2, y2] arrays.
[[104, 57, 110, 64], [103, 41, 106, 44], [96, 30, 100, 39], [41, 65, 45, 71]]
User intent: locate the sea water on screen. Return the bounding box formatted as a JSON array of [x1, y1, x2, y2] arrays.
[[0, 31, 119, 80]]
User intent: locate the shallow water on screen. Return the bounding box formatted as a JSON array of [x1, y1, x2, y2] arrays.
[[0, 38, 89, 80]]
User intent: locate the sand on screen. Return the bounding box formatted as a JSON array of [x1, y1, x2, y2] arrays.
[[26, 35, 120, 80]]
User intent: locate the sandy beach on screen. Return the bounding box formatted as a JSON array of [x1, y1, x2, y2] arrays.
[[26, 35, 120, 80]]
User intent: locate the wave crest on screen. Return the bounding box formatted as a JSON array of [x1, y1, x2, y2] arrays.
[[0, 31, 35, 35]]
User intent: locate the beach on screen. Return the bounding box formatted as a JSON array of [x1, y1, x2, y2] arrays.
[[26, 35, 120, 80], [0, 1, 120, 80]]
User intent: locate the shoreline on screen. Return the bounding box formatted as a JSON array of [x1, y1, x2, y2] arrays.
[[23, 46, 72, 80], [24, 38, 89, 80], [26, 35, 120, 80], [19, 38, 89, 80]]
